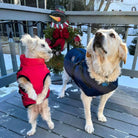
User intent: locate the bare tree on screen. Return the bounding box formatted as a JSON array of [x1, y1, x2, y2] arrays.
[[104, 0, 111, 11], [60, 0, 112, 11], [84, 0, 111, 11], [98, 0, 104, 11], [85, 0, 95, 11]]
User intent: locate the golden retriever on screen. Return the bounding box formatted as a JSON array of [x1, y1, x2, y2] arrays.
[[59, 29, 127, 133]]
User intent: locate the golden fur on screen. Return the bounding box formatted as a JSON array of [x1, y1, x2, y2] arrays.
[[86, 29, 127, 84]]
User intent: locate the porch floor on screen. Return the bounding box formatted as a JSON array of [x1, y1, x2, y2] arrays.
[[0, 83, 138, 138]]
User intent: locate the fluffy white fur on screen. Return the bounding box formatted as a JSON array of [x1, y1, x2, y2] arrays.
[[17, 34, 54, 136], [60, 29, 127, 133]]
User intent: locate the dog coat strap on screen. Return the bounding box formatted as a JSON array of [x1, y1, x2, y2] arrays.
[[17, 75, 30, 82], [43, 73, 50, 85]]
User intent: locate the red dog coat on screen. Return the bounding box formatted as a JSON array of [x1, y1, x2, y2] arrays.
[[17, 55, 50, 108]]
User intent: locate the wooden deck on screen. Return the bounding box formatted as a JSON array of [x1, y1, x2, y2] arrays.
[[0, 83, 138, 138]]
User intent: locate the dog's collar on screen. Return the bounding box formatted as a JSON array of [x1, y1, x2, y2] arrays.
[[102, 82, 109, 87], [20, 54, 45, 66]]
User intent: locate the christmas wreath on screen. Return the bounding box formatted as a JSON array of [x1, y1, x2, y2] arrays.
[[44, 22, 83, 52], [44, 6, 83, 74]]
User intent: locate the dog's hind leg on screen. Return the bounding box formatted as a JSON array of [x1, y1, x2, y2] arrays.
[[27, 106, 39, 136], [59, 68, 70, 98], [81, 91, 94, 134], [98, 91, 114, 122], [41, 99, 54, 130]]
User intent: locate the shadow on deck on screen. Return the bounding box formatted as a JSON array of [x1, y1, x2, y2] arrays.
[[0, 83, 138, 138]]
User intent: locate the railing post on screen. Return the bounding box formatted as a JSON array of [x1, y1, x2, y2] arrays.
[[28, 21, 33, 37], [44, 0, 47, 9], [0, 36, 7, 76], [18, 22, 25, 54], [6, 23, 18, 72], [87, 24, 91, 45], [37, 22, 41, 38], [132, 37, 138, 70], [18, 22, 24, 38]]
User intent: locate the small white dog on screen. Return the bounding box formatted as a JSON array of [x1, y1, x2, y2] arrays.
[[17, 34, 54, 136], [59, 29, 127, 133]]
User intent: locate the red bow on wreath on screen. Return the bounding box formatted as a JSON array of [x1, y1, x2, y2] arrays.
[[49, 28, 69, 51]]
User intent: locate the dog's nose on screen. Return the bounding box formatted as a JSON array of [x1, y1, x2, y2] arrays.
[[95, 32, 103, 39], [48, 50, 52, 54], [93, 32, 104, 52], [94, 32, 103, 43]]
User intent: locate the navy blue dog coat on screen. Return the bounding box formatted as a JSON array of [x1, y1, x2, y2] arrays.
[[64, 48, 118, 97]]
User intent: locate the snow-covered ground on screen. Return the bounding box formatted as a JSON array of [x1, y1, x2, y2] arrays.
[[0, 82, 18, 98], [50, 84, 73, 96]]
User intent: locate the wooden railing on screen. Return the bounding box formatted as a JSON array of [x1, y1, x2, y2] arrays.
[[0, 3, 138, 88]]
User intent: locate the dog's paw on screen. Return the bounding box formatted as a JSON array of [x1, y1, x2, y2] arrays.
[[28, 90, 37, 100], [58, 93, 65, 98], [98, 114, 107, 122], [36, 94, 44, 104], [36, 97, 43, 104], [27, 129, 36, 136], [48, 121, 54, 129], [85, 124, 94, 134]]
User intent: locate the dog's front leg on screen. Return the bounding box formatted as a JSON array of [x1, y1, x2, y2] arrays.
[[59, 68, 70, 98], [18, 77, 37, 100], [36, 76, 51, 104], [81, 90, 94, 134], [98, 91, 114, 122]]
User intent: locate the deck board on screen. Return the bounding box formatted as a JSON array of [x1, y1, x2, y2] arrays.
[[0, 84, 138, 138]]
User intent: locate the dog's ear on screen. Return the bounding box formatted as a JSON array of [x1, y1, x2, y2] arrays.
[[119, 42, 128, 64], [86, 52, 91, 57], [21, 34, 33, 46], [86, 38, 93, 58], [34, 35, 40, 40]]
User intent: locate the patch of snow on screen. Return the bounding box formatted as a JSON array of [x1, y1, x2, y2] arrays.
[[66, 92, 69, 96], [0, 82, 18, 97], [20, 129, 26, 134], [0, 113, 11, 124], [1, 114, 9, 118], [128, 27, 138, 36], [119, 76, 138, 89], [53, 104, 60, 109], [76, 129, 80, 132], [50, 84, 72, 95], [71, 89, 78, 92]]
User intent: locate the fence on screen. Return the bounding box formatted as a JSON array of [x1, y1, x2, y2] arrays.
[[0, 3, 138, 88]]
